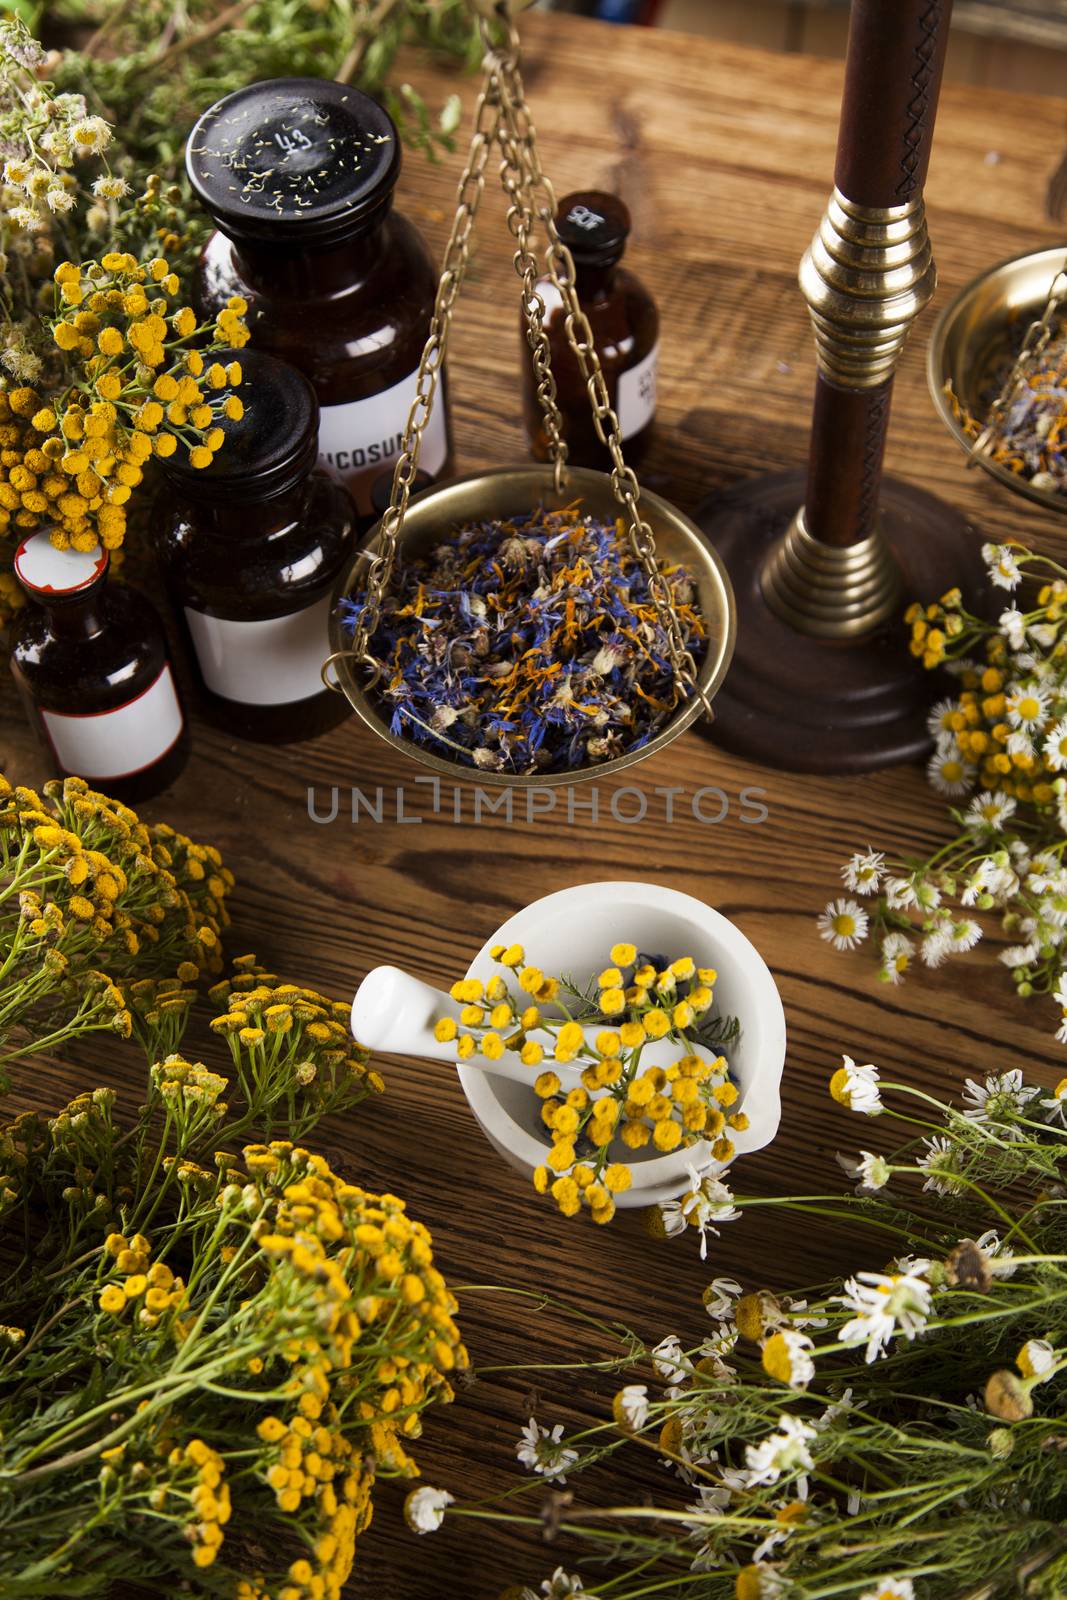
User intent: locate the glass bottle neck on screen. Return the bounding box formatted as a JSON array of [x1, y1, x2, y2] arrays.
[[187, 474, 313, 535], [42, 593, 106, 638], [574, 259, 619, 301], [227, 205, 393, 298]]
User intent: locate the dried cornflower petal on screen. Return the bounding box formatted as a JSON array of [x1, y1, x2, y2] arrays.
[[341, 503, 706, 774]]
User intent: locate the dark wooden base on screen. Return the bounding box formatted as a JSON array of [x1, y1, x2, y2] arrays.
[[694, 468, 987, 774]]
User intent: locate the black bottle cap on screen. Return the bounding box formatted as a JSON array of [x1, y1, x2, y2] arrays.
[[14, 531, 109, 604], [161, 348, 319, 503], [186, 77, 400, 248], [556, 191, 631, 268]]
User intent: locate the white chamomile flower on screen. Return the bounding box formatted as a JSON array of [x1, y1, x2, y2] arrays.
[[885, 876, 918, 910], [1043, 717, 1067, 771], [964, 791, 1017, 833], [917, 1134, 965, 1195], [660, 1168, 741, 1260], [816, 1388, 853, 1429], [878, 932, 913, 985], [818, 898, 869, 951], [914, 879, 943, 912], [92, 174, 130, 201], [403, 1485, 454, 1534], [999, 944, 1038, 971], [982, 541, 1023, 589], [842, 849, 885, 895], [855, 1150, 891, 1191], [70, 115, 112, 156], [1006, 681, 1050, 731], [962, 1069, 1039, 1138], [926, 697, 959, 739], [999, 607, 1028, 649], [860, 1579, 915, 1600], [743, 1414, 817, 1494], [44, 183, 74, 214], [761, 1328, 816, 1390], [920, 922, 952, 969], [1041, 1077, 1067, 1124], [651, 1334, 690, 1387], [974, 1230, 1017, 1278], [927, 743, 975, 797], [836, 1269, 932, 1362], [516, 1418, 578, 1484], [702, 1277, 743, 1321], [962, 855, 1018, 907], [830, 1056, 883, 1115], [1006, 728, 1035, 759], [948, 918, 982, 953], [1017, 1338, 1057, 1379], [612, 1383, 650, 1431], [540, 1568, 584, 1599]]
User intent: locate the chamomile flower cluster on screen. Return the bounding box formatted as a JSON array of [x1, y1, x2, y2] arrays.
[[436, 941, 742, 1223], [473, 1067, 1067, 1600], [0, 20, 113, 283], [825, 545, 1067, 1038]]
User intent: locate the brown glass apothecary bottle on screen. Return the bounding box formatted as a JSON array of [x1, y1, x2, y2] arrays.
[[521, 190, 659, 471], [9, 531, 188, 802], [187, 77, 452, 516], [155, 349, 355, 744]]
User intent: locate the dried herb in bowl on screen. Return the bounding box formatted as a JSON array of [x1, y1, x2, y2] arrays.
[[949, 323, 1067, 494], [339, 503, 707, 774]]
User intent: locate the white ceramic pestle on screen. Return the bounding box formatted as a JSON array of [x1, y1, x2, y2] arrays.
[[351, 964, 591, 1087]]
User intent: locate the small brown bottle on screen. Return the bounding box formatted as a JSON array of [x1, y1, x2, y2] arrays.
[[187, 77, 452, 515], [155, 349, 355, 744], [9, 532, 188, 801], [521, 191, 659, 471]]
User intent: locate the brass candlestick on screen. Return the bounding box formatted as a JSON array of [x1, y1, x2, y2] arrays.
[[699, 0, 986, 773]]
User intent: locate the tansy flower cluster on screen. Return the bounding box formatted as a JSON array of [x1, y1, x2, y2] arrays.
[[0, 255, 245, 556], [0, 772, 232, 1092], [2, 1092, 460, 1593], [435, 1066, 1067, 1600], [823, 543, 1067, 1041], [436, 941, 742, 1223], [208, 956, 383, 1137]]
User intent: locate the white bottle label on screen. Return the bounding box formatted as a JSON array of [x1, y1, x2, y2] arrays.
[[616, 341, 658, 439], [185, 594, 333, 707], [40, 665, 183, 781], [318, 366, 448, 510]]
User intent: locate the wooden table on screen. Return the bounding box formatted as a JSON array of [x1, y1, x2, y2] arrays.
[[5, 14, 1067, 1598]]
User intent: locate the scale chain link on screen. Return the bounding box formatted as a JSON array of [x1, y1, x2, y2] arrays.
[[325, 75, 503, 688]]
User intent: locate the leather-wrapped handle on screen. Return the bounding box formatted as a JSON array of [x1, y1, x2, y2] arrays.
[[835, 0, 954, 209]]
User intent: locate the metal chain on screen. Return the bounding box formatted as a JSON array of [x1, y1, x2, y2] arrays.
[[490, 43, 569, 494], [323, 72, 502, 690], [969, 268, 1067, 466], [329, 0, 709, 724], [484, 12, 710, 716]]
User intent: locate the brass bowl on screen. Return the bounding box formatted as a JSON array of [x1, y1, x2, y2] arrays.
[[328, 464, 736, 788], [928, 244, 1067, 515]]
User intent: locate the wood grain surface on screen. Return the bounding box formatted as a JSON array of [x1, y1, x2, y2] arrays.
[[4, 14, 1067, 1598]]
